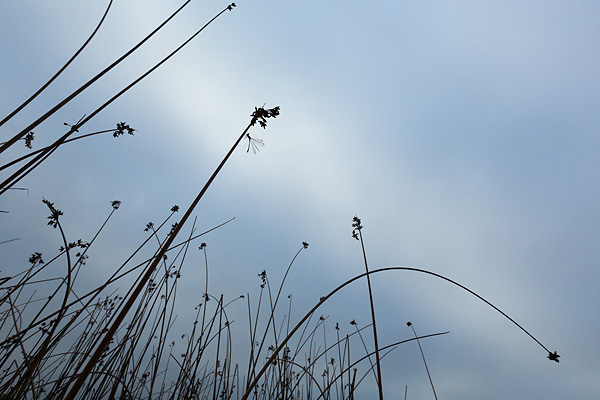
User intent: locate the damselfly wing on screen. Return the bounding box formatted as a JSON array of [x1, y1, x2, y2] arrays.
[[246, 134, 265, 154]]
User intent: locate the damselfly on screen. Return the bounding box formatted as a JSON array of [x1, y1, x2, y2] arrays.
[[63, 114, 87, 133], [246, 133, 265, 154]]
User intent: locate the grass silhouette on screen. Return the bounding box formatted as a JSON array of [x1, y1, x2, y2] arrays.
[[0, 2, 558, 399]]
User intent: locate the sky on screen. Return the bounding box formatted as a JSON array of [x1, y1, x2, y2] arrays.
[[1, 1, 599, 398]]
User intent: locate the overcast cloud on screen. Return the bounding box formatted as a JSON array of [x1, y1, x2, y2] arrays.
[[1, 1, 599, 399]]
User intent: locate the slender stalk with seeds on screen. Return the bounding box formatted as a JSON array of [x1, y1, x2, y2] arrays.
[[0, 216, 234, 355], [0, 0, 190, 155], [241, 265, 558, 400], [0, 124, 135, 173], [407, 321, 438, 400], [10, 200, 74, 398], [0, 3, 236, 195], [0, 0, 114, 128], [318, 332, 450, 399], [351, 320, 378, 384], [63, 105, 280, 399], [352, 216, 384, 400]]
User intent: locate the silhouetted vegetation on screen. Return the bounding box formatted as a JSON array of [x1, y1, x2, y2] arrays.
[[0, 2, 558, 399]]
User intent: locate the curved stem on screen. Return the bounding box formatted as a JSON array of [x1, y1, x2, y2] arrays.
[[0, 129, 115, 173], [12, 216, 73, 398], [272, 357, 326, 398], [318, 332, 450, 400], [0, 0, 114, 128], [240, 266, 556, 400], [0, 3, 235, 195], [409, 323, 438, 400], [63, 106, 258, 399], [0, 217, 234, 351]]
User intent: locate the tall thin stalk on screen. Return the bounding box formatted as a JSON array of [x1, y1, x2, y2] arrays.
[[0, 124, 134, 173], [352, 216, 384, 400], [407, 321, 438, 400], [317, 331, 450, 399], [0, 4, 237, 195], [0, 0, 114, 128], [10, 200, 74, 398], [0, 0, 191, 155], [63, 105, 280, 399], [240, 265, 558, 400]]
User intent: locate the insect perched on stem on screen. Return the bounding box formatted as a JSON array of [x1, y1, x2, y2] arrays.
[[63, 114, 86, 132], [246, 133, 265, 154]]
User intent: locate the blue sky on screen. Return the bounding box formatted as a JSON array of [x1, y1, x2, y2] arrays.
[[1, 1, 599, 398]]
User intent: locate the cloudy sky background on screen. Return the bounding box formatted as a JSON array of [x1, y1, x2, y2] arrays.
[[1, 1, 599, 398]]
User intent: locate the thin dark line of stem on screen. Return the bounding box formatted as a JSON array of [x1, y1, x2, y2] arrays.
[[0, 217, 235, 351], [0, 0, 191, 154], [63, 107, 262, 399], [409, 323, 438, 400], [318, 332, 450, 399], [0, 3, 234, 195], [357, 227, 384, 400], [0, 0, 114, 128], [240, 265, 555, 399], [0, 128, 117, 173]]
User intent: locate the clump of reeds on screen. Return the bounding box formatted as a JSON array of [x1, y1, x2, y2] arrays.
[[0, 2, 559, 399]]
